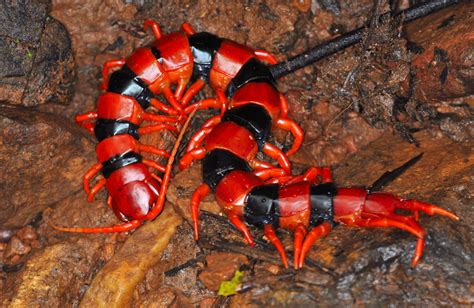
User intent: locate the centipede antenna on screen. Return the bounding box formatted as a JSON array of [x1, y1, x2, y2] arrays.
[[368, 152, 424, 193], [270, 0, 463, 79]]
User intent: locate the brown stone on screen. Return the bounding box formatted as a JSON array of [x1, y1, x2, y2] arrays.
[[4, 236, 31, 259], [199, 252, 248, 291], [0, 104, 95, 228], [404, 2, 474, 101], [15, 226, 37, 242]]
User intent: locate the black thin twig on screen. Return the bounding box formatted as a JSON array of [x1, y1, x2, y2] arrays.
[[270, 0, 463, 79]]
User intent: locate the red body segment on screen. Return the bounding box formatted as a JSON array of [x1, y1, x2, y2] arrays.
[[204, 122, 259, 162]]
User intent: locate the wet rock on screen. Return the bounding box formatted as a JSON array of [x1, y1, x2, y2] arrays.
[[199, 252, 248, 291], [0, 1, 75, 106], [51, 0, 138, 66], [21, 17, 75, 106], [79, 206, 182, 307], [404, 2, 474, 102], [135, 286, 192, 308], [0, 104, 95, 228]]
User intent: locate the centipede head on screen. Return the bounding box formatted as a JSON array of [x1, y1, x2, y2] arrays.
[[112, 178, 160, 221]]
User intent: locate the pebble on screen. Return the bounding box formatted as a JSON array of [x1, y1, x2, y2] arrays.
[[4, 236, 31, 259]]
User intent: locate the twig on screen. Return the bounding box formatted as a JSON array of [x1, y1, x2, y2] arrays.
[[270, 0, 463, 79]]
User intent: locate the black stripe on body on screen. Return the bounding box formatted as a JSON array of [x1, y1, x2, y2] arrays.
[[107, 65, 153, 109], [94, 119, 139, 142], [150, 46, 162, 63], [221, 103, 272, 150], [244, 184, 280, 227], [226, 58, 277, 98], [189, 32, 223, 82], [309, 183, 337, 227], [102, 151, 142, 178], [202, 149, 252, 190]]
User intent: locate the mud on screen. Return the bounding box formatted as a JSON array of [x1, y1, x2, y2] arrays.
[[1, 0, 473, 307]]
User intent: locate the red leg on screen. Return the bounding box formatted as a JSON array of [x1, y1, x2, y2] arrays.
[[50, 219, 141, 233], [354, 217, 425, 239], [181, 79, 206, 106], [75, 112, 97, 133], [254, 50, 278, 65], [174, 79, 188, 101], [293, 224, 307, 269], [279, 94, 289, 119], [150, 172, 163, 184], [87, 178, 106, 202], [253, 168, 287, 181], [190, 183, 211, 240], [276, 118, 304, 156], [138, 123, 178, 135], [185, 98, 221, 114], [179, 147, 207, 170], [143, 19, 162, 39], [181, 22, 195, 35], [285, 166, 332, 185], [202, 115, 222, 128], [138, 144, 170, 158], [186, 127, 213, 152], [83, 163, 103, 196], [298, 222, 332, 268], [106, 195, 113, 209], [150, 98, 179, 116], [216, 88, 228, 115], [398, 200, 459, 221], [251, 160, 275, 171], [163, 87, 186, 117], [143, 159, 165, 173], [101, 59, 126, 90], [141, 113, 181, 125], [262, 143, 291, 175], [264, 224, 288, 268], [228, 215, 255, 246]]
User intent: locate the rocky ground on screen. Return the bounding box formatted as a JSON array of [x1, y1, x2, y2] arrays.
[[1, 0, 472, 306]]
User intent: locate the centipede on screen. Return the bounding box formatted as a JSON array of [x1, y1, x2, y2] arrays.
[[53, 1, 460, 269]]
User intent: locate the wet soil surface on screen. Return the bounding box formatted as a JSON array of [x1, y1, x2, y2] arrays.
[[1, 0, 473, 306]]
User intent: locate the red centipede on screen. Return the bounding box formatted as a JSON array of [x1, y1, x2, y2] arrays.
[[52, 18, 459, 270]]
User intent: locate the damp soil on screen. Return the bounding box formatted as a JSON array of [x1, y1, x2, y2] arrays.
[[1, 0, 473, 307]]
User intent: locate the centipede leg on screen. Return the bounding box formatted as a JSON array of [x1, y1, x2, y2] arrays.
[[138, 144, 171, 158], [75, 112, 97, 133], [228, 215, 255, 246], [138, 123, 178, 136], [101, 59, 126, 90], [181, 79, 206, 106], [275, 118, 304, 156], [251, 160, 275, 171], [143, 159, 166, 173], [190, 183, 210, 240], [279, 93, 289, 119], [174, 79, 189, 101], [264, 224, 288, 268], [185, 98, 220, 114], [293, 224, 307, 269], [262, 143, 291, 174], [298, 222, 332, 268], [179, 147, 207, 170], [50, 220, 142, 233], [181, 22, 195, 35], [142, 113, 182, 125], [285, 166, 332, 185], [83, 163, 103, 196], [143, 19, 162, 39], [150, 98, 180, 116], [186, 127, 213, 152], [87, 178, 107, 202], [163, 87, 186, 117], [253, 168, 287, 181]]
